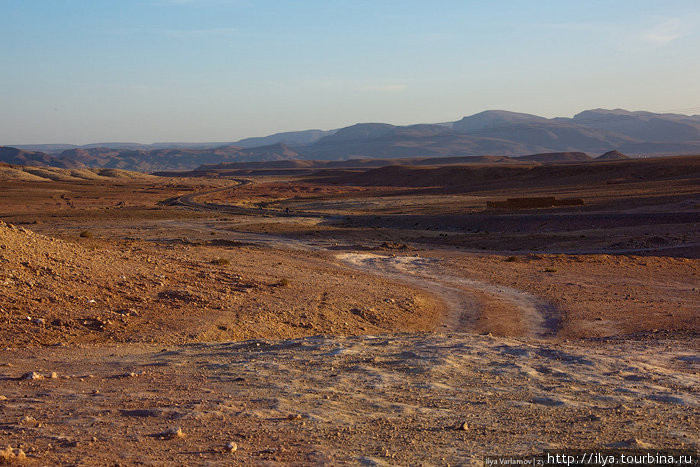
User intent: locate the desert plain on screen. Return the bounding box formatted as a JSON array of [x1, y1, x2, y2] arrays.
[[0, 156, 698, 465]]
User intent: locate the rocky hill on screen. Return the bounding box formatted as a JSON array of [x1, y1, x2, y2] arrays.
[[596, 150, 631, 160], [0, 146, 65, 167], [0, 164, 156, 182], [1, 144, 303, 172], [321, 155, 700, 190]]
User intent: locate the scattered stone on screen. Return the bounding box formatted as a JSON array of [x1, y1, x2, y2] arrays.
[[49, 372, 58, 379], [287, 414, 302, 421], [380, 241, 410, 250], [21, 415, 36, 424], [32, 318, 46, 326], [157, 427, 184, 440], [225, 442, 238, 453], [0, 396, 7, 401], [20, 371, 43, 380], [459, 421, 469, 431], [113, 308, 137, 316], [0, 445, 27, 463], [117, 371, 140, 378]]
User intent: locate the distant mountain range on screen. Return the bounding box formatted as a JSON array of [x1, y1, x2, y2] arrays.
[[4, 109, 700, 172]]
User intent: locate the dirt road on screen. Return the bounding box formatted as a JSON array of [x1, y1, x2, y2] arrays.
[[166, 183, 566, 338], [338, 253, 559, 338]]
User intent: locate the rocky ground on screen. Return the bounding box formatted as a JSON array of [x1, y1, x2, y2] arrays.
[[0, 222, 441, 348], [0, 162, 698, 465], [1, 333, 697, 465]]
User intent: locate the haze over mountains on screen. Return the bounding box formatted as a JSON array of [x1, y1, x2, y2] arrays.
[[4, 108, 700, 172]]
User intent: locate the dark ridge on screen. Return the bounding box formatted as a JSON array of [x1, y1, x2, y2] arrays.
[[596, 150, 630, 160], [517, 152, 592, 162]]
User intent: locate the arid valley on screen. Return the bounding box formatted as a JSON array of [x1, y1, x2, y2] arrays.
[[0, 155, 698, 465], [5, 1, 700, 464]]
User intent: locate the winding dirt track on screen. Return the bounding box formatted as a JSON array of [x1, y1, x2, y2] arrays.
[[172, 179, 253, 213], [172, 179, 338, 219], [337, 253, 559, 337], [172, 183, 562, 337]]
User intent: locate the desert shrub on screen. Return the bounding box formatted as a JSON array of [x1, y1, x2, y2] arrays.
[[211, 258, 230, 266], [544, 267, 557, 273], [504, 256, 519, 262], [79, 230, 93, 238], [277, 277, 290, 287]]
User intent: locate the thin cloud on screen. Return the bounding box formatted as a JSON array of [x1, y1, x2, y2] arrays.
[[542, 17, 687, 48], [615, 17, 691, 52], [640, 19, 683, 45]]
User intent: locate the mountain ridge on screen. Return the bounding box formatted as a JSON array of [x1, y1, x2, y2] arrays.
[[5, 108, 700, 172]]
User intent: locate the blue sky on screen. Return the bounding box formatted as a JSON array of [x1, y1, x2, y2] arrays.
[[2, 0, 700, 144]]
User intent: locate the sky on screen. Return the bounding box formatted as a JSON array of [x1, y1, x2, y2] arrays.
[[2, 0, 700, 145]]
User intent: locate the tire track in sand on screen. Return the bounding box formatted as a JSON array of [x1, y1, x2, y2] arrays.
[[338, 253, 560, 338]]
